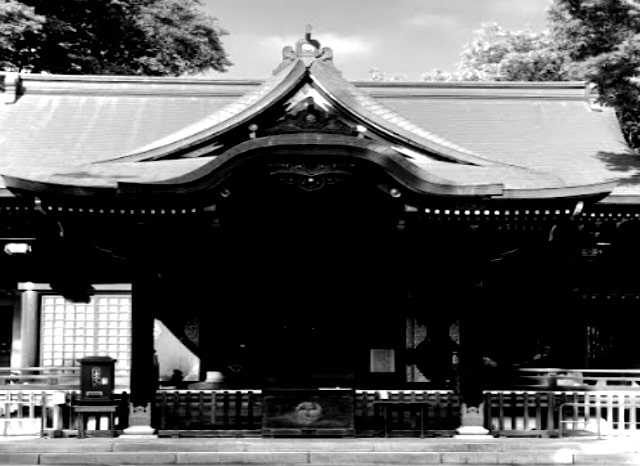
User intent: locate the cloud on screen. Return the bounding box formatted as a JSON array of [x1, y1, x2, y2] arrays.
[[400, 0, 549, 29], [259, 32, 374, 58], [405, 13, 462, 28], [490, 0, 553, 16]]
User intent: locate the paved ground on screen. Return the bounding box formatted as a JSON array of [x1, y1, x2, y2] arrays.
[[0, 435, 639, 465]]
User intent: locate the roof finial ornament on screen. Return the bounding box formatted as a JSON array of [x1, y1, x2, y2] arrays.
[[304, 25, 320, 49], [296, 24, 321, 60], [273, 25, 335, 74], [1, 71, 22, 104]]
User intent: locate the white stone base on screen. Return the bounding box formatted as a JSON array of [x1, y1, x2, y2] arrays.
[[120, 425, 157, 439], [454, 425, 493, 439]]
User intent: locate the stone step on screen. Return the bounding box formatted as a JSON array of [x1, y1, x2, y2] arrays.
[[1, 451, 639, 465], [0, 437, 638, 465]]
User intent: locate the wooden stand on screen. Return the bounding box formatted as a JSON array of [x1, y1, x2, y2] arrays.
[[373, 401, 432, 438], [73, 404, 118, 438]]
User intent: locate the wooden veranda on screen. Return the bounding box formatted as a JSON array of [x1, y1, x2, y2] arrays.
[[2, 367, 640, 438]]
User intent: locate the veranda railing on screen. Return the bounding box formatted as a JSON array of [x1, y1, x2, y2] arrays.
[[485, 390, 640, 437], [0, 367, 80, 388], [508, 368, 640, 390], [3, 367, 640, 437], [0, 366, 130, 392], [0, 390, 130, 436], [153, 389, 460, 437], [154, 388, 640, 438]]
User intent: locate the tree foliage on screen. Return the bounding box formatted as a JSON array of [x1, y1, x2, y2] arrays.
[[135, 0, 231, 76], [0, 0, 231, 76], [548, 0, 640, 150], [0, 0, 44, 71], [421, 22, 571, 82], [368, 67, 407, 82]]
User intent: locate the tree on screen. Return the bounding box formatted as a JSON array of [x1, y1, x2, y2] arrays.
[[368, 67, 407, 82], [421, 22, 571, 82], [548, 0, 640, 150], [0, 0, 231, 76], [0, 0, 44, 71], [135, 0, 231, 76], [456, 22, 568, 81]]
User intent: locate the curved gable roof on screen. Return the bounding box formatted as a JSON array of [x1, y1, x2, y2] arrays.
[[0, 31, 634, 203], [104, 55, 500, 167]]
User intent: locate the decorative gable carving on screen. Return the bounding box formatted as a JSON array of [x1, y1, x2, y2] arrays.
[[264, 96, 355, 136], [267, 161, 355, 192]]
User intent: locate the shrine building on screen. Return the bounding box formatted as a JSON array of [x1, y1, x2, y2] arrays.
[[1, 30, 640, 438]]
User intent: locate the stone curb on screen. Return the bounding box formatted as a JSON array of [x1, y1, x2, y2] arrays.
[[310, 451, 442, 464], [442, 452, 500, 464], [176, 452, 309, 463], [39, 452, 176, 464], [572, 453, 640, 464], [0, 438, 639, 465], [0, 454, 39, 465], [0, 451, 638, 465]]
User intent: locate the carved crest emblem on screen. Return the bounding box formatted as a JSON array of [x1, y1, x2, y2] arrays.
[[267, 162, 355, 191]]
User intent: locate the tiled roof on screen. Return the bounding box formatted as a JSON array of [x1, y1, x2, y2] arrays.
[[0, 67, 636, 203], [378, 91, 631, 189], [0, 74, 254, 168], [310, 61, 499, 166], [111, 60, 308, 161]]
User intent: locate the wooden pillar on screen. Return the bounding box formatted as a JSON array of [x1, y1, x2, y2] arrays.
[[11, 288, 39, 368], [123, 273, 158, 437], [455, 280, 492, 438]]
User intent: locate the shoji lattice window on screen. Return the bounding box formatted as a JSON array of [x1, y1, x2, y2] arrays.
[[40, 294, 131, 389]]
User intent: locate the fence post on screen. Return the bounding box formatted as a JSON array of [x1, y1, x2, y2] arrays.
[[51, 391, 66, 434], [547, 392, 555, 433], [630, 394, 637, 432]]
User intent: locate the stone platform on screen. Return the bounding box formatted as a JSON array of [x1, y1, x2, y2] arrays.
[[0, 436, 639, 465]]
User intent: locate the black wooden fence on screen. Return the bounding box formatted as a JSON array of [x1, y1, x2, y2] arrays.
[[153, 389, 640, 438], [153, 389, 460, 437]]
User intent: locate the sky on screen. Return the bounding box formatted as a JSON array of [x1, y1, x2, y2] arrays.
[[200, 0, 552, 81]]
